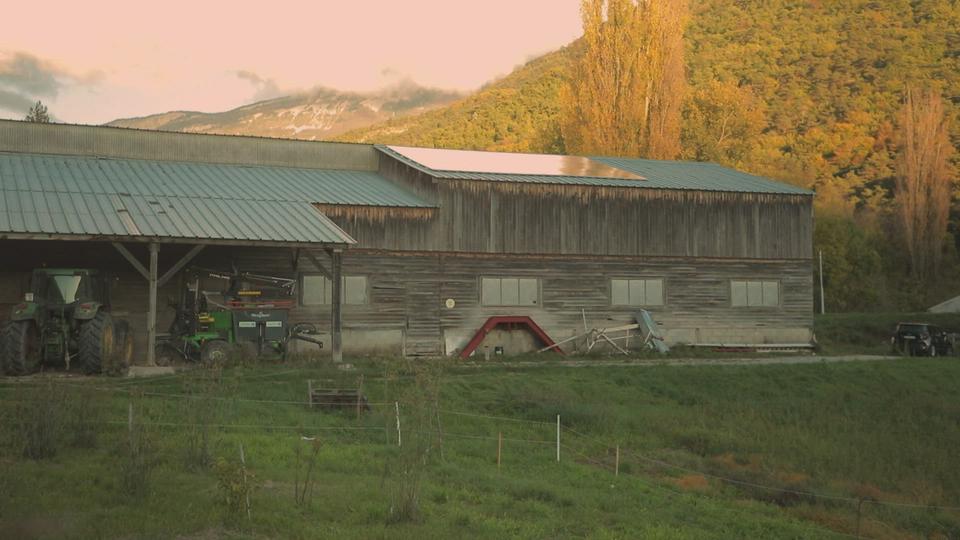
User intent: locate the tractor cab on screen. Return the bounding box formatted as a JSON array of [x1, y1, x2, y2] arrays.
[[28, 268, 109, 310]]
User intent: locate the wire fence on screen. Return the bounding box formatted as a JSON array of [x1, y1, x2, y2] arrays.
[[1, 372, 958, 540]]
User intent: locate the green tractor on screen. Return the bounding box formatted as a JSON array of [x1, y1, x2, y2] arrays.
[[1, 268, 133, 376]]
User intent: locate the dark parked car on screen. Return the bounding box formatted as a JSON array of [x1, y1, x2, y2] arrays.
[[891, 322, 953, 356]]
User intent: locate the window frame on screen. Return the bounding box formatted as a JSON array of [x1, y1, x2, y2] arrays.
[[299, 273, 370, 306], [609, 277, 666, 307], [479, 276, 541, 307], [730, 279, 781, 308]]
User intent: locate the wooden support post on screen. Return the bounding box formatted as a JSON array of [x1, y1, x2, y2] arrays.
[[497, 431, 502, 471], [615, 445, 620, 477], [329, 248, 343, 363], [147, 242, 159, 366]]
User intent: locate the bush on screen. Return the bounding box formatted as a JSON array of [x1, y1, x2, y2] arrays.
[[215, 451, 255, 521]]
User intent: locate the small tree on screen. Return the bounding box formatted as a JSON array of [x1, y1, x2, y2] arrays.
[[25, 101, 51, 123]]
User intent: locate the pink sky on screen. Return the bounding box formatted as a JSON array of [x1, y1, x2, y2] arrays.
[[0, 0, 582, 124]]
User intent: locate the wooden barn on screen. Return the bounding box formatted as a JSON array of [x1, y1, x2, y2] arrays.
[[0, 120, 814, 363]]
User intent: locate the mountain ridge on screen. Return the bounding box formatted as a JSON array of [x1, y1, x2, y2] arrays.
[[106, 81, 464, 140]]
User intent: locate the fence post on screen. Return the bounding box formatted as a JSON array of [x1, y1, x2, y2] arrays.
[[556, 414, 560, 463], [435, 406, 444, 460], [239, 442, 251, 519], [356, 375, 363, 421], [615, 445, 620, 477], [497, 431, 502, 471], [395, 401, 402, 447]]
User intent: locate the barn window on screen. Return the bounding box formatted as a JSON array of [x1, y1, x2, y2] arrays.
[[730, 280, 779, 307], [301, 275, 369, 305], [611, 279, 665, 306], [481, 277, 539, 306]]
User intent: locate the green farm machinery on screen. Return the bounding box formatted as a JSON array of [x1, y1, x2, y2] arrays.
[[1, 268, 133, 376], [156, 268, 323, 365]]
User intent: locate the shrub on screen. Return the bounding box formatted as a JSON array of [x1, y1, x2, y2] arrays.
[[215, 450, 255, 521]]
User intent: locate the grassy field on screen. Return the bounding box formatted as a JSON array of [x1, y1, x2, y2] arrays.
[[814, 312, 960, 355], [1, 355, 958, 539]]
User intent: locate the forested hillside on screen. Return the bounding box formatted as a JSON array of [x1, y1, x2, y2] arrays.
[[340, 0, 960, 311], [337, 46, 575, 154]]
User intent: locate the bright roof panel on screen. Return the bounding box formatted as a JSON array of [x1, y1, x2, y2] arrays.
[[386, 145, 645, 181]]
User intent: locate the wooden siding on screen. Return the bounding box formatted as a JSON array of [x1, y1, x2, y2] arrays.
[[228, 247, 814, 354], [0, 241, 813, 360], [358, 153, 814, 260]]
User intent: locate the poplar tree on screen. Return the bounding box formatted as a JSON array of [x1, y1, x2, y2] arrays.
[[895, 87, 954, 280], [561, 0, 687, 159]]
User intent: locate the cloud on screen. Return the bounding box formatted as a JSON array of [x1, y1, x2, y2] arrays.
[[0, 51, 102, 116], [236, 70, 284, 102]]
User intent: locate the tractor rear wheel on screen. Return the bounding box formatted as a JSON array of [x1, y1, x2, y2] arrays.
[[79, 311, 115, 375], [2, 321, 40, 375], [109, 320, 134, 375]]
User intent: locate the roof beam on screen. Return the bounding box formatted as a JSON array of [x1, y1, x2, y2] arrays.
[[158, 244, 205, 287], [303, 250, 332, 279], [111, 242, 149, 280]]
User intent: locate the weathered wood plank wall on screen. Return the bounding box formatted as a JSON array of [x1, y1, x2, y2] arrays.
[[365, 154, 814, 260], [0, 242, 813, 359]]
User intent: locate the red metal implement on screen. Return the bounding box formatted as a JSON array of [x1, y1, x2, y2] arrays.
[[458, 316, 563, 359]]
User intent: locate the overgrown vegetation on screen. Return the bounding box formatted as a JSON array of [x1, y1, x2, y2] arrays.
[[0, 357, 957, 538]]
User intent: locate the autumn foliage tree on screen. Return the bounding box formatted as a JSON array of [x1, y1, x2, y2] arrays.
[[894, 87, 954, 281], [561, 0, 687, 159]]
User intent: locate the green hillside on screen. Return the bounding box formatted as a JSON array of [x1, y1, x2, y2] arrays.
[[339, 0, 959, 199]]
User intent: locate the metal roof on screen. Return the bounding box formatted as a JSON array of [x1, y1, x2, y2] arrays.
[[0, 152, 443, 245], [377, 145, 812, 195], [0, 153, 431, 207]]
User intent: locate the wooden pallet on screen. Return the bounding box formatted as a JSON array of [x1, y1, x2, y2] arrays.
[[307, 379, 369, 412]]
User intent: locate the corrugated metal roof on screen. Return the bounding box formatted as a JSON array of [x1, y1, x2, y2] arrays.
[[0, 152, 447, 245], [377, 145, 812, 195], [0, 152, 432, 207], [0, 191, 354, 244], [592, 157, 811, 195]]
